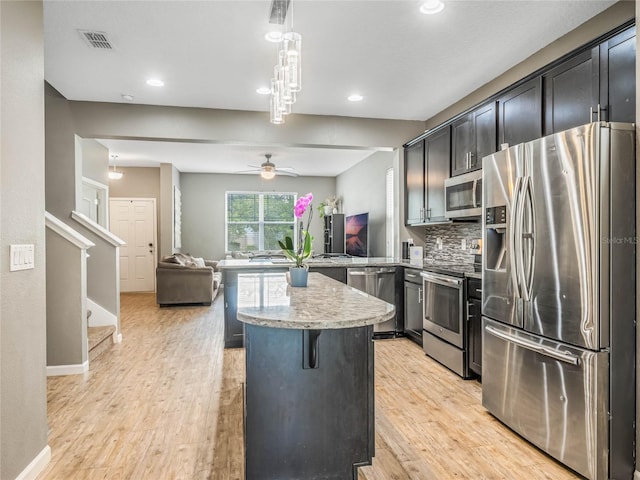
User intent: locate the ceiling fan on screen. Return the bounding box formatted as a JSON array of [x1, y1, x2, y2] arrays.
[[238, 154, 298, 179]]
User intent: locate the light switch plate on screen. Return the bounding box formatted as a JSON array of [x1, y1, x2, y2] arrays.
[[10, 244, 35, 271]]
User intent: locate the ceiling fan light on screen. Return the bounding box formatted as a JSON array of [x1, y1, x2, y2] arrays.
[[261, 169, 276, 180], [420, 0, 444, 15], [109, 170, 123, 180]]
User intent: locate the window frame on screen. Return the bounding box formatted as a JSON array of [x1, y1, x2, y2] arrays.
[[225, 191, 298, 253]]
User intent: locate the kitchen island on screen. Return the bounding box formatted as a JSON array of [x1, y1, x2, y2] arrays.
[[218, 256, 400, 347], [237, 272, 395, 480]]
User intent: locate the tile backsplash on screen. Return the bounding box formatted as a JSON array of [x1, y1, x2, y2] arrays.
[[423, 223, 482, 264]]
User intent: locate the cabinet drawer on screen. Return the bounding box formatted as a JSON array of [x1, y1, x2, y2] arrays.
[[404, 269, 422, 283]]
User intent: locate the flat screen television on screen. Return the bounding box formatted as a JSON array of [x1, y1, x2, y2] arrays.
[[345, 213, 369, 257]]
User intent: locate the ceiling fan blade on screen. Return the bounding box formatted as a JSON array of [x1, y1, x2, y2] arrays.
[[235, 169, 260, 174], [277, 166, 295, 171], [276, 170, 299, 177], [247, 164, 262, 168]]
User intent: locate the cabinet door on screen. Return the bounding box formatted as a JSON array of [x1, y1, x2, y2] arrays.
[[467, 298, 482, 376], [498, 77, 542, 147], [600, 26, 635, 123], [404, 141, 425, 225], [404, 281, 423, 343], [474, 102, 496, 170], [451, 114, 474, 176], [543, 47, 599, 135], [425, 127, 450, 221]]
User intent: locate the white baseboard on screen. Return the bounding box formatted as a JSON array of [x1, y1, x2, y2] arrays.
[[46, 361, 89, 376], [113, 332, 123, 343], [15, 445, 51, 480], [87, 298, 118, 328]]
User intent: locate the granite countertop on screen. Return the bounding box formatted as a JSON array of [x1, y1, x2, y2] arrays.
[[236, 272, 395, 330], [218, 257, 483, 279]]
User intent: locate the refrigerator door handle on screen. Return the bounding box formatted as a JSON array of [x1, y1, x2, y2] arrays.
[[518, 176, 534, 302], [509, 177, 523, 298], [485, 325, 581, 366]]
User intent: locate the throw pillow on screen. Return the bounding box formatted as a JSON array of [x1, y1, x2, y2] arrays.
[[193, 257, 206, 268]]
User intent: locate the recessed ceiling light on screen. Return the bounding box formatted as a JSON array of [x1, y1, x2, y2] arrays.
[[256, 86, 271, 95], [264, 31, 283, 43], [121, 94, 134, 102], [348, 94, 364, 102], [146, 78, 164, 87], [420, 0, 444, 15]]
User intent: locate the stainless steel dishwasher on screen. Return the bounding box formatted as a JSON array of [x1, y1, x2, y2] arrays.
[[347, 267, 397, 337]]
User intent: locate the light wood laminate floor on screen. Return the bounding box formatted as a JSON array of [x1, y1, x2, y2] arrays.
[[37, 292, 580, 480]]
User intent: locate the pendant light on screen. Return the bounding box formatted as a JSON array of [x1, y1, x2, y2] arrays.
[[269, 0, 302, 125], [109, 154, 123, 180]]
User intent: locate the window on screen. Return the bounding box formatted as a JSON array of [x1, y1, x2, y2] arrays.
[[226, 192, 296, 252], [385, 167, 394, 258]]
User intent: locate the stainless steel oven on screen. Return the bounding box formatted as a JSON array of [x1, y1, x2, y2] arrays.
[[421, 271, 464, 348]]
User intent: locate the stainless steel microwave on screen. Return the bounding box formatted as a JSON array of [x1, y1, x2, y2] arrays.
[[444, 169, 482, 218]]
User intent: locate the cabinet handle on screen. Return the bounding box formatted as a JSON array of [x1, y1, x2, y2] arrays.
[[469, 152, 475, 167], [466, 301, 471, 321], [589, 106, 593, 122], [418, 287, 422, 304], [597, 103, 601, 122]]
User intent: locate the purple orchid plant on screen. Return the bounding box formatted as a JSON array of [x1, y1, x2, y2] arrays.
[[279, 193, 314, 267]]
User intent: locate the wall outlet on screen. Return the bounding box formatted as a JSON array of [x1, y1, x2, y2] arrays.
[[436, 237, 443, 250], [461, 239, 467, 250]]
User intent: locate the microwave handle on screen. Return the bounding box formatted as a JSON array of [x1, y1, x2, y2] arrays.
[[472, 179, 478, 207]]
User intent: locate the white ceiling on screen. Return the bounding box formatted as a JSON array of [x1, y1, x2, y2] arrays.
[[43, 0, 618, 175]]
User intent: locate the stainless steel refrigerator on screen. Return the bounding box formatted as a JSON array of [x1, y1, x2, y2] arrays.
[[482, 122, 635, 480]]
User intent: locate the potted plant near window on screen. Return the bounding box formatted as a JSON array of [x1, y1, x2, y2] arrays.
[[318, 195, 339, 218], [278, 193, 314, 287]]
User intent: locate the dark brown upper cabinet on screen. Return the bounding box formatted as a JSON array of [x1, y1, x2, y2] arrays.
[[451, 102, 496, 176], [599, 26, 636, 124], [498, 77, 542, 148], [404, 126, 450, 225], [404, 140, 425, 225], [544, 25, 636, 135], [543, 47, 599, 135]]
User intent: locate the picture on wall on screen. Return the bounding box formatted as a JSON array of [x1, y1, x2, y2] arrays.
[[345, 212, 368, 257], [174, 186, 182, 250]]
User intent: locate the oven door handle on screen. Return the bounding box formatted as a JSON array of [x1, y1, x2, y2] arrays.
[[420, 271, 463, 288]]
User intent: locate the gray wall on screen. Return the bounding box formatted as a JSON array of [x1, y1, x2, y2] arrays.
[[109, 166, 161, 199], [45, 231, 86, 366], [66, 102, 425, 151], [81, 138, 109, 186], [45, 83, 78, 220], [1, 1, 49, 478], [180, 173, 336, 260], [336, 151, 394, 257]]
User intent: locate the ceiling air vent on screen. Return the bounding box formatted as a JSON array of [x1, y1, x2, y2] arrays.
[[78, 30, 113, 49]]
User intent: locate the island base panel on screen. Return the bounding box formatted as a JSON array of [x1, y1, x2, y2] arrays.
[[244, 324, 374, 480]]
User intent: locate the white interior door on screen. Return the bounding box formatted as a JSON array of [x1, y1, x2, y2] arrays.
[[110, 198, 157, 292]]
